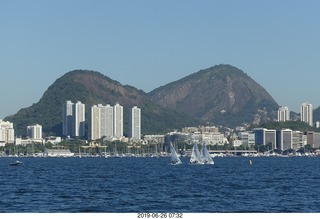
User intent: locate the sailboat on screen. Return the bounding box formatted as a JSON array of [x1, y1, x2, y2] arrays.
[[104, 146, 110, 158], [170, 142, 182, 165], [114, 141, 120, 158], [10, 160, 22, 166], [190, 142, 204, 164], [202, 142, 214, 165]]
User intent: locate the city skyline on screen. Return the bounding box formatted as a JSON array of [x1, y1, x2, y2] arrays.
[[2, 108, 320, 153], [1, 1, 320, 118], [89, 103, 141, 141]]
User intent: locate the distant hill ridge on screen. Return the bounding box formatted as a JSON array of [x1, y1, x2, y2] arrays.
[[5, 70, 199, 137], [149, 64, 279, 127], [5, 64, 279, 137]]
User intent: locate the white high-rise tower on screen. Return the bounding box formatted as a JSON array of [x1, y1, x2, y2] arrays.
[[131, 106, 141, 140], [277, 106, 290, 122], [300, 102, 313, 126], [113, 103, 123, 138], [90, 104, 114, 140], [90, 105, 101, 141], [74, 101, 85, 137], [103, 104, 114, 139], [62, 100, 74, 136]]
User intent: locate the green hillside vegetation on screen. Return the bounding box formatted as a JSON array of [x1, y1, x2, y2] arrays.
[[5, 70, 199, 137], [252, 121, 320, 132], [4, 65, 283, 138], [149, 64, 279, 127]]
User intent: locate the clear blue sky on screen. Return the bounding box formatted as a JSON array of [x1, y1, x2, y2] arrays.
[[1, 0, 320, 118]]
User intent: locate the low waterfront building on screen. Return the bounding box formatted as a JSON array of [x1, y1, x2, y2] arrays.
[[44, 149, 74, 157], [306, 131, 320, 148], [239, 131, 255, 148], [276, 129, 293, 151], [182, 126, 219, 134], [199, 126, 219, 133], [182, 126, 226, 145], [144, 135, 165, 144], [254, 128, 277, 150], [233, 140, 243, 147], [292, 131, 305, 150], [196, 132, 227, 145], [181, 127, 199, 133], [166, 131, 190, 145], [235, 126, 246, 132], [15, 137, 44, 146], [45, 136, 62, 145]]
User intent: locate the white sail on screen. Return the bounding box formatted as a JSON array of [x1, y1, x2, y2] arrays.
[[202, 142, 214, 165], [170, 142, 182, 165], [190, 142, 204, 164]]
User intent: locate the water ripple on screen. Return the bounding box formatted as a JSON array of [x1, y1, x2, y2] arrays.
[[1, 157, 320, 212]]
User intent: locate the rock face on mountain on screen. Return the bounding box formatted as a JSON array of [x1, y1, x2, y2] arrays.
[[5, 70, 198, 137], [149, 64, 279, 127]]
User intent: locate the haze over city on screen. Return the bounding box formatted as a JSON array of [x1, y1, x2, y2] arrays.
[[1, 0, 320, 118]]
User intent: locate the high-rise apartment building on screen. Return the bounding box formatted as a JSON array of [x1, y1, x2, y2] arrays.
[[277, 106, 290, 122], [74, 101, 85, 137], [90, 103, 142, 141], [0, 120, 15, 145], [101, 104, 114, 139], [113, 103, 123, 138], [62, 100, 85, 138], [90, 105, 101, 141], [131, 106, 141, 140], [300, 102, 313, 126], [62, 100, 74, 137], [27, 124, 42, 140], [90, 104, 114, 140]]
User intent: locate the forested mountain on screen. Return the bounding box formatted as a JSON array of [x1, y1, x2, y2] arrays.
[[5, 65, 281, 137], [149, 64, 279, 127], [4, 70, 199, 137]]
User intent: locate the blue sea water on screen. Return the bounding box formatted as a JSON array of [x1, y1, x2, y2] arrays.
[[1, 156, 320, 213]]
